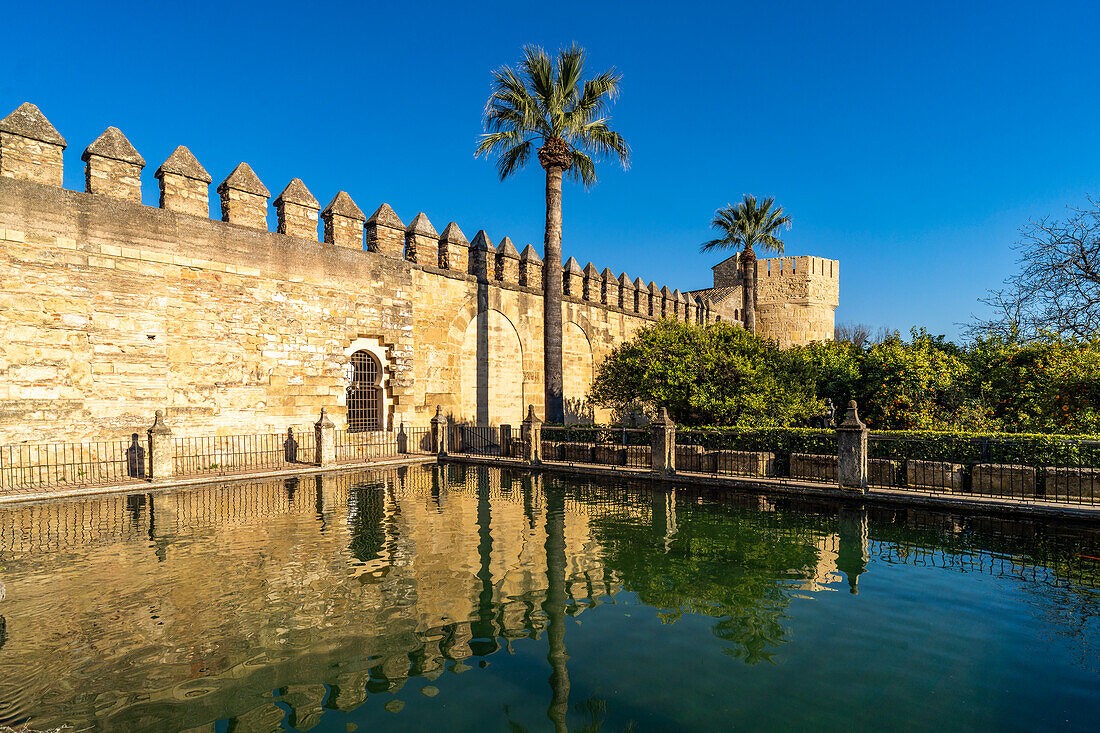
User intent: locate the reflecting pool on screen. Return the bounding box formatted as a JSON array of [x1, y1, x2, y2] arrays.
[[0, 465, 1097, 731]]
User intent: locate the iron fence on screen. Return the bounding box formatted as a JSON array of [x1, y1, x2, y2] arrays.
[[0, 439, 137, 495], [401, 426, 434, 455], [174, 429, 317, 477], [869, 433, 1100, 505], [676, 429, 838, 484], [541, 425, 652, 469], [449, 424, 505, 456], [335, 429, 399, 463]]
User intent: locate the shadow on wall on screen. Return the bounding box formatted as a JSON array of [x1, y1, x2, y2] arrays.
[[564, 397, 595, 425]]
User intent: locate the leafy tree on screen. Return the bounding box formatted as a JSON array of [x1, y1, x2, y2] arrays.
[[967, 333, 1100, 433], [476, 45, 630, 424], [700, 195, 791, 334], [588, 320, 822, 426], [856, 329, 981, 430]]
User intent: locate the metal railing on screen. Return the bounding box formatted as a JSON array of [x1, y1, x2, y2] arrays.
[[676, 429, 838, 484], [541, 425, 652, 469], [868, 433, 1100, 505], [0, 439, 137, 495], [401, 426, 435, 455], [335, 429, 399, 463], [173, 429, 317, 477], [449, 424, 505, 456]]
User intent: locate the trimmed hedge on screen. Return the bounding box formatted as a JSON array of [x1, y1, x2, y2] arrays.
[[544, 424, 1100, 469]]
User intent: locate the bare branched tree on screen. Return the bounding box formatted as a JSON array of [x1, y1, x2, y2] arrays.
[[834, 323, 894, 348], [834, 322, 872, 348], [970, 197, 1100, 339]]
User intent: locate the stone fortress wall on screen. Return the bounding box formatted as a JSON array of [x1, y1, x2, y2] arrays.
[[0, 103, 838, 444]]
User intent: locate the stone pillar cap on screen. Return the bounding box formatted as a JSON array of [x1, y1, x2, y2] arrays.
[[148, 409, 172, 435], [367, 203, 405, 229], [274, 178, 320, 208], [653, 407, 675, 427], [523, 404, 543, 425], [564, 256, 583, 273], [217, 162, 269, 197], [440, 221, 469, 245], [81, 127, 145, 166], [322, 191, 366, 221], [155, 145, 211, 182], [470, 230, 493, 251], [406, 212, 438, 237], [431, 405, 448, 424], [0, 102, 66, 147], [519, 243, 542, 263], [315, 407, 335, 428], [601, 267, 617, 279], [497, 236, 520, 258], [838, 400, 867, 430], [633, 276, 646, 289], [583, 262, 600, 277]]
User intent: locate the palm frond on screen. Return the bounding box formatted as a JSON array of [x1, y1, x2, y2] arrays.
[[477, 44, 629, 183], [701, 194, 792, 254], [495, 140, 533, 181], [568, 150, 597, 187]]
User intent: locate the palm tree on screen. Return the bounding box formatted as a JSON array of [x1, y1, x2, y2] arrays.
[[476, 44, 630, 424], [701, 195, 791, 334]]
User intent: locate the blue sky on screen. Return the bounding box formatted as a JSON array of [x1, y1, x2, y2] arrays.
[[3, 1, 1098, 339]]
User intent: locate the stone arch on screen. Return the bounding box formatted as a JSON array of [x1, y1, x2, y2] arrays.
[[563, 320, 595, 424], [459, 308, 525, 426]]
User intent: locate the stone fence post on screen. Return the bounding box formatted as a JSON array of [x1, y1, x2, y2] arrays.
[[431, 406, 449, 457], [315, 408, 336, 467], [836, 400, 869, 492], [521, 405, 542, 464], [651, 407, 676, 475], [147, 410, 173, 481]]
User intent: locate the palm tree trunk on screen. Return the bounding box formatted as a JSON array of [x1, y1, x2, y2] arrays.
[[741, 247, 757, 334], [544, 166, 565, 424]]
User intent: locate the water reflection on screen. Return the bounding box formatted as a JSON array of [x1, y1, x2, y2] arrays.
[[0, 465, 1095, 731]]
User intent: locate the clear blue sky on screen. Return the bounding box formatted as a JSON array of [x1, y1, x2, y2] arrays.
[[3, 1, 1098, 339]]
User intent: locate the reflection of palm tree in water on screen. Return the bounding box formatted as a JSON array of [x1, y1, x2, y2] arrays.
[[544, 484, 570, 732], [471, 467, 499, 656]]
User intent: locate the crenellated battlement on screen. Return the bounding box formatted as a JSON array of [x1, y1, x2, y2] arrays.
[[0, 101, 837, 440], [0, 101, 715, 326], [758, 255, 839, 281]]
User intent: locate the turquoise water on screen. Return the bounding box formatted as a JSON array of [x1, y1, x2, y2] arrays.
[[0, 464, 1097, 731]]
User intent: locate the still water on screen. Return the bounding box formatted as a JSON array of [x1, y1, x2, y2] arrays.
[[0, 464, 1097, 732]]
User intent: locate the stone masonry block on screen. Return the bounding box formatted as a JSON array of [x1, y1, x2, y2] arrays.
[[322, 191, 366, 249], [218, 162, 270, 230], [155, 146, 211, 218], [365, 203, 405, 258], [519, 244, 541, 289], [972, 463, 1037, 497], [563, 257, 584, 297], [405, 212, 438, 264], [1043, 467, 1100, 502], [906, 460, 966, 491], [82, 127, 145, 203], [496, 236, 520, 283], [274, 178, 320, 240], [0, 103, 67, 186], [439, 222, 469, 272]]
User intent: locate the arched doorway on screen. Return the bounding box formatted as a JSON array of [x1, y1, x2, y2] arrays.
[[347, 350, 383, 432]]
